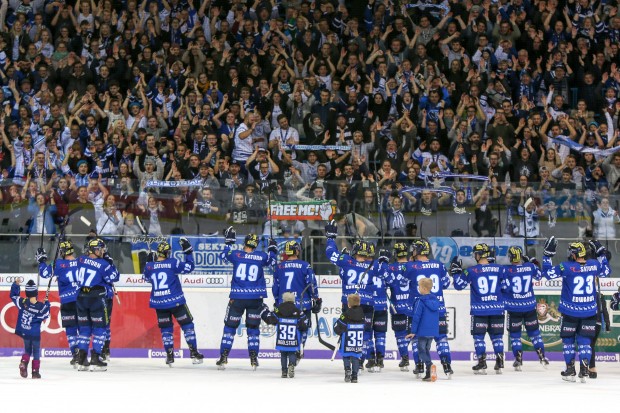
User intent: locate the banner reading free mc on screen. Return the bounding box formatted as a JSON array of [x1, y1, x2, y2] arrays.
[[269, 201, 336, 221]]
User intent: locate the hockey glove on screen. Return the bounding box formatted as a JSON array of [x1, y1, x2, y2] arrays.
[[523, 255, 541, 268], [350, 242, 361, 256], [325, 219, 338, 239], [340, 247, 350, 256], [179, 237, 193, 254], [449, 257, 463, 275], [312, 297, 323, 314], [611, 292, 620, 311], [260, 303, 271, 318], [267, 238, 278, 254], [588, 240, 606, 257], [543, 236, 557, 257], [224, 226, 236, 245], [378, 249, 391, 264], [35, 248, 47, 263]]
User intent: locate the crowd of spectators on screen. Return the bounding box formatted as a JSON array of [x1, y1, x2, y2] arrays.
[[0, 0, 620, 243]]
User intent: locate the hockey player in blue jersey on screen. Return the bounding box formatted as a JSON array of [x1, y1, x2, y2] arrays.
[[272, 240, 321, 364], [541, 237, 611, 382], [366, 251, 390, 373], [334, 293, 365, 383], [503, 246, 549, 371], [324, 219, 388, 370], [143, 238, 203, 366], [10, 280, 50, 379], [75, 238, 120, 371], [404, 239, 454, 378], [452, 243, 508, 375], [37, 241, 80, 367], [384, 243, 413, 371], [216, 226, 277, 370], [260, 292, 309, 378]]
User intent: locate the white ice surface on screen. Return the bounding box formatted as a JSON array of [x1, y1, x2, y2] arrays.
[[1, 357, 619, 412]]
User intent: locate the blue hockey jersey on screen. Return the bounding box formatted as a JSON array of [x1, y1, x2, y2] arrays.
[[39, 259, 79, 304], [262, 301, 309, 351], [222, 245, 276, 299], [273, 259, 318, 310], [334, 305, 365, 358], [372, 274, 388, 311], [143, 255, 195, 309], [403, 259, 451, 315], [384, 262, 411, 314], [10, 283, 50, 338], [325, 239, 383, 306], [502, 262, 542, 312], [453, 263, 507, 316], [76, 256, 120, 288], [542, 256, 611, 317]]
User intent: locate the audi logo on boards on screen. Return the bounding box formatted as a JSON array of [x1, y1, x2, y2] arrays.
[[2, 276, 26, 283], [204, 278, 225, 285]]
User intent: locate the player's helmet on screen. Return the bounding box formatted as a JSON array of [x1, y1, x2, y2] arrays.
[[87, 238, 106, 255], [244, 234, 259, 249], [284, 240, 301, 256], [413, 239, 431, 257], [367, 242, 376, 257], [473, 243, 491, 262], [59, 240, 75, 258], [157, 241, 172, 258], [508, 246, 523, 264], [393, 242, 408, 258], [357, 241, 372, 257], [568, 242, 587, 261]]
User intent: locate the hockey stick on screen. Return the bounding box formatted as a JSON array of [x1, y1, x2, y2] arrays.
[[267, 181, 274, 239], [308, 283, 335, 352], [45, 206, 84, 299], [330, 337, 341, 361], [374, 172, 385, 248], [37, 201, 49, 287]]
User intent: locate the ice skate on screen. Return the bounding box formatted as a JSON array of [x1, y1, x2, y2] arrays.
[[288, 364, 295, 378], [365, 356, 376, 373], [494, 353, 504, 375], [413, 362, 424, 378], [589, 368, 597, 379], [472, 354, 487, 375], [441, 360, 453, 379], [89, 351, 108, 372], [249, 351, 259, 370], [537, 348, 549, 368], [399, 355, 410, 371], [165, 348, 174, 367], [77, 349, 90, 372], [102, 340, 111, 362], [376, 353, 384, 372], [70, 349, 79, 369], [351, 374, 358, 383], [281, 370, 288, 378], [561, 361, 576, 382], [189, 346, 204, 365], [31, 369, 41, 379], [513, 351, 522, 372], [19, 360, 28, 378], [578, 360, 589, 383], [216, 350, 229, 370], [344, 369, 352, 383]]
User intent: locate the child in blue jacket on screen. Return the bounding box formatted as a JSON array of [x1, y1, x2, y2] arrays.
[[10, 280, 50, 379], [407, 278, 440, 381]]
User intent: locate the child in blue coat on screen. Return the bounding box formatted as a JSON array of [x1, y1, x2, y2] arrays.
[[407, 278, 440, 381], [10, 280, 50, 379]]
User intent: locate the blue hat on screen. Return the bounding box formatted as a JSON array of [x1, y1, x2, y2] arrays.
[[25, 280, 38, 298], [77, 160, 87, 167]]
